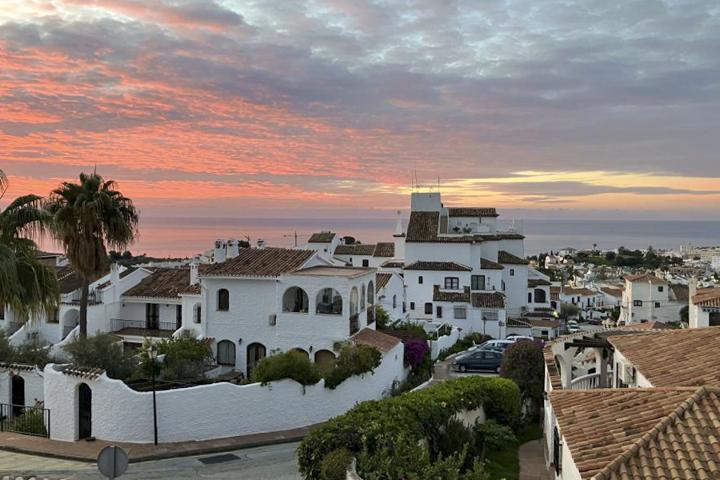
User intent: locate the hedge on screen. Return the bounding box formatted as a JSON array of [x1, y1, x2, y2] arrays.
[[251, 350, 322, 386], [297, 376, 521, 479]]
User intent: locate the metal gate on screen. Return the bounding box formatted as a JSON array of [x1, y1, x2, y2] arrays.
[[0, 403, 50, 438]]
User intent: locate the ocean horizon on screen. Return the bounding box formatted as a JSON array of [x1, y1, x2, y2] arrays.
[[118, 217, 720, 258]]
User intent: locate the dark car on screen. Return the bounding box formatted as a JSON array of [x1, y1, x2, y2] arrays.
[[451, 350, 503, 373]]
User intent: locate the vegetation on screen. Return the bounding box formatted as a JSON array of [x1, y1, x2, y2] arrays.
[[680, 305, 689, 323], [437, 333, 491, 361], [0, 331, 52, 367], [324, 344, 382, 389], [565, 246, 683, 270], [0, 171, 59, 317], [374, 305, 391, 330], [320, 448, 353, 480], [500, 341, 544, 420], [484, 422, 543, 480], [13, 408, 48, 436], [297, 376, 521, 479], [139, 333, 214, 382], [47, 172, 139, 337], [560, 303, 580, 319], [251, 350, 322, 386], [64, 333, 138, 379], [109, 250, 190, 266]]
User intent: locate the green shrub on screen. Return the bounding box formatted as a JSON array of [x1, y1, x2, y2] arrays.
[[324, 344, 381, 389], [139, 333, 214, 381], [251, 350, 321, 386], [381, 320, 429, 340], [500, 340, 544, 421], [320, 448, 353, 480], [297, 376, 521, 479], [13, 337, 51, 368], [64, 333, 138, 380], [374, 305, 390, 330], [14, 408, 47, 436], [437, 333, 491, 361], [0, 330, 14, 363]]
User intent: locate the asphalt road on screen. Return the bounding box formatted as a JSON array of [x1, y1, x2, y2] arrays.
[[0, 442, 302, 480]]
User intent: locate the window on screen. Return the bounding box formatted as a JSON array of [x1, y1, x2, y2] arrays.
[[418, 276, 424, 284], [633, 300, 643, 307], [0, 304, 4, 320], [47, 308, 59, 324], [283, 287, 309, 313], [510, 269, 515, 276], [193, 304, 202, 324], [367, 281, 374, 305], [454, 306, 467, 319], [361, 285, 366, 310], [534, 288, 547, 303], [146, 304, 159, 329], [471, 275, 485, 291], [424, 303, 433, 315], [655, 302, 661, 308], [316, 288, 342, 314], [501, 281, 506, 291], [410, 302, 415, 310], [362, 259, 369, 267], [436, 306, 443, 318], [528, 292, 533, 303], [482, 310, 498, 321], [392, 295, 397, 309], [658, 286, 664, 292], [217, 289, 230, 311], [444, 277, 459, 290], [176, 305, 182, 329], [217, 340, 236, 366], [541, 330, 549, 337]]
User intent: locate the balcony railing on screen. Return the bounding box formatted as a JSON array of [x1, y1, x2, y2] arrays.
[[570, 371, 613, 390], [111, 318, 177, 333]]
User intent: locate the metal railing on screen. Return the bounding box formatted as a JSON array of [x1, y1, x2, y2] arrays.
[[111, 318, 177, 332], [570, 371, 613, 390], [0, 404, 50, 438]]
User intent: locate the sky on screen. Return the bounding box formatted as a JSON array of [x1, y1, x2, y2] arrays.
[[1, 0, 720, 221]]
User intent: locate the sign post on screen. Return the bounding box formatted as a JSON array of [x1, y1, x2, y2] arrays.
[[97, 445, 129, 479]]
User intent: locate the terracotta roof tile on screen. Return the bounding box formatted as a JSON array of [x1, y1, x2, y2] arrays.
[[480, 258, 504, 270], [528, 279, 551, 287], [563, 287, 597, 296], [608, 328, 720, 387], [201, 248, 314, 277], [625, 273, 667, 284], [470, 292, 505, 308], [498, 250, 528, 265], [405, 211, 440, 242], [381, 260, 404, 268], [447, 207, 499, 217], [433, 285, 470, 303], [693, 288, 720, 308], [56, 266, 84, 294], [372, 242, 395, 257], [601, 287, 624, 298], [376, 273, 392, 292], [351, 328, 401, 353], [308, 232, 336, 243], [524, 318, 560, 328], [507, 318, 531, 328], [404, 261, 472, 272], [123, 268, 193, 299], [334, 244, 376, 256]]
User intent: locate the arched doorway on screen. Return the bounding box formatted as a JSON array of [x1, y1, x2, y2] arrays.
[[290, 348, 309, 359], [246, 343, 266, 379], [11, 375, 25, 417], [314, 350, 336, 375], [78, 383, 92, 440]]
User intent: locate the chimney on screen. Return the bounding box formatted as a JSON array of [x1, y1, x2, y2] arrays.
[[689, 276, 698, 302], [190, 263, 199, 285], [393, 210, 404, 237], [227, 239, 240, 259], [257, 239, 266, 249], [214, 239, 227, 264], [110, 263, 121, 302]]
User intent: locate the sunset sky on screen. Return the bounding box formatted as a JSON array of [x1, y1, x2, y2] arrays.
[[1, 0, 719, 220]]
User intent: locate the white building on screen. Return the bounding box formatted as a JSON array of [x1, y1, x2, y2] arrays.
[[689, 281, 720, 329], [618, 273, 684, 325]]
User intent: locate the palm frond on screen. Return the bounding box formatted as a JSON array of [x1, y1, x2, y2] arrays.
[[0, 169, 7, 200]]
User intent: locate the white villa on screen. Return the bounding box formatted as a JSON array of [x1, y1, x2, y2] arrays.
[[618, 273, 684, 325], [689, 282, 720, 328]]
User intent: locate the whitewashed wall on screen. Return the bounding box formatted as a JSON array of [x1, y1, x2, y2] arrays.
[[45, 342, 405, 443], [0, 367, 44, 406], [429, 327, 461, 360]]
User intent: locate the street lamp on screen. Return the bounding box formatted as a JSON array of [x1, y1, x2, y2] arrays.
[[148, 345, 165, 446]]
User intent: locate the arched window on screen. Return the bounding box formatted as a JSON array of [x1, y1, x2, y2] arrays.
[[534, 288, 547, 304], [350, 287, 359, 316], [367, 281, 375, 305], [217, 340, 236, 366], [316, 288, 343, 314], [193, 303, 202, 324], [217, 289, 230, 311], [283, 287, 309, 313], [314, 350, 336, 374], [361, 285, 366, 310], [392, 295, 397, 309]]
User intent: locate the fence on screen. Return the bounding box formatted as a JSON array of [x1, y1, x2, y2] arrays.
[[0, 403, 50, 438], [111, 318, 177, 332]]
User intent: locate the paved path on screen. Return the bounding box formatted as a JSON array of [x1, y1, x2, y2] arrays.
[[0, 442, 302, 480], [519, 438, 550, 480]]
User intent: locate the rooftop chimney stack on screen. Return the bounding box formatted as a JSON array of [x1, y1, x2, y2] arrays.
[[257, 239, 266, 249], [689, 276, 698, 301], [190, 263, 199, 285], [214, 239, 227, 264], [227, 239, 240, 259]]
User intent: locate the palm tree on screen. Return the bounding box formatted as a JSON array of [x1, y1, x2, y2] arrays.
[[0, 178, 59, 317], [47, 173, 139, 338]]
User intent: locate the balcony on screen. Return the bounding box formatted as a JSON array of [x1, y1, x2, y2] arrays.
[[570, 371, 613, 390], [111, 318, 176, 338]]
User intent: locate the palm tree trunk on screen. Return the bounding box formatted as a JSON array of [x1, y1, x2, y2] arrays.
[[79, 280, 89, 338]]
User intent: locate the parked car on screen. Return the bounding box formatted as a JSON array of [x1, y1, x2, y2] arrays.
[[568, 324, 581, 333], [468, 339, 515, 353], [505, 334, 534, 343], [452, 350, 503, 373]]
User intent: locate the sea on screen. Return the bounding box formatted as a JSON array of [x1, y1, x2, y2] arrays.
[[127, 217, 720, 258]]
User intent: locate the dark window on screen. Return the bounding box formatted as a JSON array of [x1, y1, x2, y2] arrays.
[[510, 269, 515, 276], [218, 289, 230, 311], [362, 259, 369, 267], [655, 302, 661, 308], [534, 288, 547, 303], [528, 292, 533, 303], [454, 306, 467, 319], [176, 305, 182, 329], [436, 306, 443, 318], [658, 286, 664, 292], [444, 277, 459, 290], [710, 312, 720, 326], [501, 281, 506, 291], [194, 304, 202, 324], [410, 302, 415, 310], [392, 295, 397, 309], [217, 340, 236, 366], [418, 276, 423, 284], [552, 427, 562, 475], [145, 304, 159, 329], [0, 304, 4, 320], [471, 275, 486, 291], [48, 308, 59, 323], [424, 302, 432, 315], [633, 300, 643, 307]]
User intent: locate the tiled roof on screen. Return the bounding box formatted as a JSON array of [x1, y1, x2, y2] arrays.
[[470, 292, 505, 309], [308, 232, 336, 243], [334, 244, 376, 256], [600, 286, 624, 298], [544, 347, 562, 390], [0, 362, 36, 372], [404, 261, 472, 272], [507, 318, 531, 328], [123, 268, 193, 299], [608, 327, 720, 387], [381, 260, 404, 268], [669, 284, 689, 302], [376, 273, 392, 292], [201, 248, 314, 277], [292, 266, 373, 278], [405, 211, 520, 243], [447, 207, 499, 217], [692, 288, 720, 308], [60, 365, 105, 379], [405, 211, 440, 242], [480, 258, 504, 270], [433, 285, 470, 303], [613, 321, 672, 331], [373, 242, 395, 257], [56, 266, 84, 294], [551, 388, 700, 480], [498, 250, 528, 265], [625, 273, 667, 284], [562, 287, 597, 296], [528, 279, 551, 288], [594, 386, 720, 480], [351, 328, 401, 353], [183, 284, 202, 295], [524, 318, 560, 328]]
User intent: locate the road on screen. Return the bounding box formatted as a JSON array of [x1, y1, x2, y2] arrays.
[[0, 442, 302, 480]]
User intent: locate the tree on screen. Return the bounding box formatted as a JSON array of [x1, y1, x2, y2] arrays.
[[500, 341, 544, 419], [0, 169, 7, 199], [0, 181, 59, 316], [47, 172, 138, 338], [560, 302, 580, 319]]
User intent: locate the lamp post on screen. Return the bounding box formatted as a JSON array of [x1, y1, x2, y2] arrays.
[[148, 345, 161, 446]]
